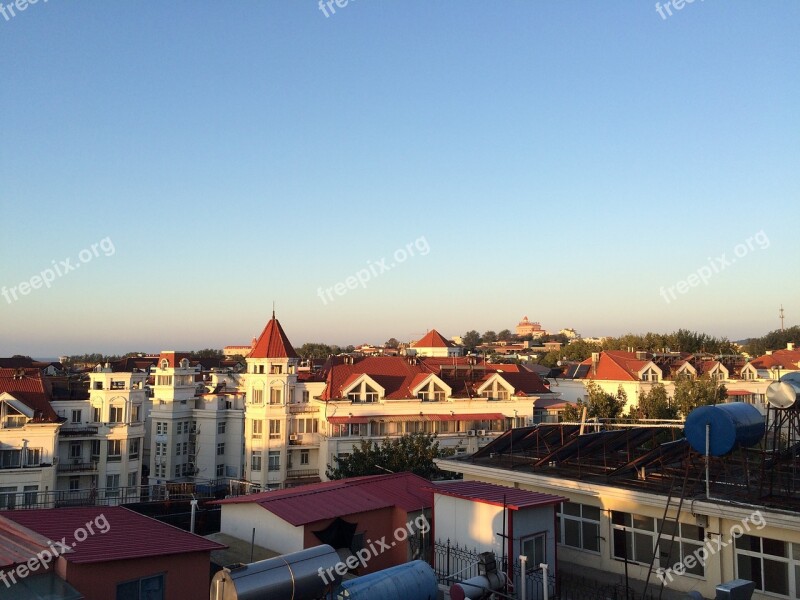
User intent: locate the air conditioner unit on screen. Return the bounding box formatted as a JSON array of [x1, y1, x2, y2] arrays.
[[289, 434, 299, 441], [477, 429, 487, 436], [467, 430, 477, 437]]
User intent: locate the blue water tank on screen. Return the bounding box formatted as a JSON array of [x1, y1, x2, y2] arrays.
[[684, 403, 765, 456], [335, 561, 438, 600]]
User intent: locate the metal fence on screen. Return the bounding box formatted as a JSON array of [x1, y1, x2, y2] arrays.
[[433, 540, 658, 600]]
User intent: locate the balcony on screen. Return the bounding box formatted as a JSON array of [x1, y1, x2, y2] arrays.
[[288, 404, 319, 414], [288, 433, 320, 447], [57, 460, 99, 474], [60, 426, 99, 437], [286, 468, 319, 479]]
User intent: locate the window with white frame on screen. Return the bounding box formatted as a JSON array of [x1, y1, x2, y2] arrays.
[[269, 420, 281, 439], [656, 520, 705, 577], [251, 451, 262, 472], [107, 440, 122, 461], [109, 406, 124, 423], [252, 420, 263, 439], [217, 442, 225, 456], [611, 511, 656, 565], [218, 421, 226, 435], [641, 368, 659, 382], [252, 389, 264, 404], [106, 474, 120, 497], [268, 450, 280, 470], [300, 449, 310, 465], [71, 409, 82, 423], [735, 534, 793, 597], [270, 387, 282, 405], [521, 533, 546, 568], [558, 502, 601, 553]]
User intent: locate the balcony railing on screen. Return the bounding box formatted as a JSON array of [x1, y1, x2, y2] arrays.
[[57, 460, 99, 473], [60, 426, 99, 437], [286, 468, 319, 479], [288, 404, 319, 414]]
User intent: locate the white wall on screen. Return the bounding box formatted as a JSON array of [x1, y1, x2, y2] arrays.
[[220, 503, 304, 555]]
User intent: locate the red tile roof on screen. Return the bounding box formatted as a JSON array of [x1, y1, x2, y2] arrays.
[[318, 356, 552, 401], [412, 329, 456, 348], [248, 315, 299, 359], [157, 351, 192, 368], [576, 351, 651, 382], [751, 349, 800, 370], [5, 506, 225, 564], [0, 368, 59, 422], [431, 481, 567, 510], [215, 473, 432, 526]]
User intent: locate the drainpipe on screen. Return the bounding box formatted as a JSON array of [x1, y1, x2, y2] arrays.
[[190, 498, 198, 533], [540, 562, 550, 600]]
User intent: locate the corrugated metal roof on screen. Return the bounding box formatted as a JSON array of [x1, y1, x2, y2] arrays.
[[327, 412, 505, 424], [0, 515, 64, 568], [431, 481, 567, 511], [5, 506, 225, 564], [215, 473, 433, 526]]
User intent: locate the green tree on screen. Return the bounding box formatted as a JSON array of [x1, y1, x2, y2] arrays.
[[384, 338, 400, 349], [497, 329, 514, 342], [561, 401, 584, 422], [672, 375, 727, 417], [628, 384, 677, 419], [482, 331, 498, 344], [743, 326, 800, 357], [462, 330, 482, 351], [584, 382, 627, 419], [296, 343, 337, 359], [326, 432, 457, 480], [189, 348, 223, 359]]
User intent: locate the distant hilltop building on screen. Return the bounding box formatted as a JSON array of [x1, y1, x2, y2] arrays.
[[515, 316, 548, 338], [559, 328, 579, 340], [223, 338, 256, 358]]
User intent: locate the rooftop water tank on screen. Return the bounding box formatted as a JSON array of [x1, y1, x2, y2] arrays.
[[335, 560, 438, 600], [210, 544, 342, 600], [685, 403, 765, 456]]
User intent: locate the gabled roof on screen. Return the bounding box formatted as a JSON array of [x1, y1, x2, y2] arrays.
[[0, 368, 59, 422], [577, 351, 653, 382], [214, 473, 432, 526], [412, 329, 456, 348], [5, 506, 225, 564], [431, 480, 566, 511], [248, 314, 299, 359], [751, 349, 800, 370]]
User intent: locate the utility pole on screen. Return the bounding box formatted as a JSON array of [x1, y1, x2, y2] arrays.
[[780, 304, 785, 331]]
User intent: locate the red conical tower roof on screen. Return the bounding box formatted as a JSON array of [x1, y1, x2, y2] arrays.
[[248, 313, 299, 359]]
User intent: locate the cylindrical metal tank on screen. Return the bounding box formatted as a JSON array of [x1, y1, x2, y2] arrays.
[[766, 380, 800, 409], [210, 544, 342, 600], [335, 560, 438, 600], [449, 571, 506, 600], [685, 403, 765, 456]]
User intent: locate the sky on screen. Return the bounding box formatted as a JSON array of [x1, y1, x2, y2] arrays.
[[1, 1, 798, 356]]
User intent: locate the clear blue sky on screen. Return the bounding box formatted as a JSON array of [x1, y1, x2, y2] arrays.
[[1, 1, 798, 356]]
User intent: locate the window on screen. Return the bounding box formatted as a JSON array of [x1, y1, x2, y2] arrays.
[[218, 422, 226, 435], [175, 464, 181, 478], [296, 418, 318, 434], [128, 472, 138, 487], [300, 449, 310, 465], [109, 406, 124, 423], [302, 391, 310, 403], [106, 474, 120, 497], [117, 573, 164, 600], [90, 440, 101, 459], [176, 443, 181, 456], [251, 452, 262, 472], [131, 404, 141, 422], [271, 364, 283, 374], [69, 476, 80, 491], [612, 511, 656, 566], [107, 440, 122, 461], [558, 502, 601, 553], [252, 389, 264, 405], [92, 407, 102, 422], [657, 520, 706, 577], [156, 375, 172, 386], [217, 442, 225, 456], [641, 368, 659, 382], [736, 535, 791, 597], [521, 533, 546, 568], [182, 442, 188, 456], [216, 464, 224, 477], [129, 439, 140, 459], [268, 450, 280, 470], [177, 421, 183, 435], [269, 420, 281, 439], [23, 485, 38, 507], [252, 420, 263, 439], [70, 442, 82, 459], [71, 409, 82, 423], [0, 487, 17, 510], [156, 421, 166, 435], [270, 388, 282, 405]]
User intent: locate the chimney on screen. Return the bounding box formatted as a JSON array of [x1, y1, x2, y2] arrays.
[[591, 352, 600, 376], [788, 343, 795, 351]]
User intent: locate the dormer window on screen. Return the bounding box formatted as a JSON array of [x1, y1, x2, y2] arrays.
[[481, 380, 511, 401], [160, 359, 169, 370], [641, 368, 659, 382], [179, 358, 190, 369]]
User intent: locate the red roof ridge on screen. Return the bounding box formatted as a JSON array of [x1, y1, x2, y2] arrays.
[[412, 329, 455, 348]]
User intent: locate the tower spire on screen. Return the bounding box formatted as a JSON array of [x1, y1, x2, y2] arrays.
[[272, 301, 276, 320]]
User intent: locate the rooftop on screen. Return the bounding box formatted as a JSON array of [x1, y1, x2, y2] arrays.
[[431, 480, 567, 510]]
